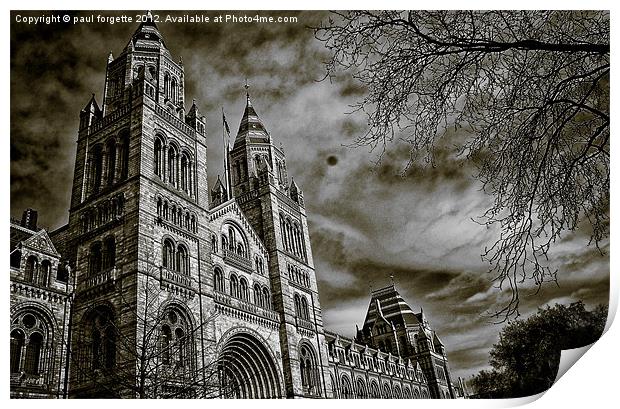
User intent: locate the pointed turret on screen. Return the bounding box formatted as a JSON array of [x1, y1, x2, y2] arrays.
[[79, 93, 102, 130], [125, 12, 166, 52], [234, 91, 270, 148], [210, 175, 228, 207], [186, 100, 205, 135], [289, 178, 304, 205]]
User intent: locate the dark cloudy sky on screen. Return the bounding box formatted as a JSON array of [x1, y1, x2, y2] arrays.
[[10, 10, 609, 380]]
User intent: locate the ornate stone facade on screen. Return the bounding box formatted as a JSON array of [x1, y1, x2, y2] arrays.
[[10, 19, 460, 399]]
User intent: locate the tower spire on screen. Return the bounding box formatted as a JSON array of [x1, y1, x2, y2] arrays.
[[233, 80, 269, 148]]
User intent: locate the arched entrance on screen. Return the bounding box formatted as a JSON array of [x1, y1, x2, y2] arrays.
[[217, 332, 282, 398]]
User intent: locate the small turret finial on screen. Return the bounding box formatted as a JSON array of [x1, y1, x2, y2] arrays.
[[390, 274, 394, 286], [244, 78, 250, 99]]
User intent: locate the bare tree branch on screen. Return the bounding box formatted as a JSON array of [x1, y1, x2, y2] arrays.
[[315, 10, 609, 321]]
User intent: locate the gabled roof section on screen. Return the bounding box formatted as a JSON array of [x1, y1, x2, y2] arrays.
[[19, 227, 60, 258], [233, 92, 270, 148], [362, 283, 421, 333], [209, 198, 268, 257]]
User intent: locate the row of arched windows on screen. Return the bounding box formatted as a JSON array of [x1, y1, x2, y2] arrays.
[[156, 197, 197, 234], [14, 253, 52, 286], [335, 374, 422, 399], [89, 236, 116, 276], [80, 194, 125, 234], [275, 159, 287, 187], [288, 264, 310, 288], [85, 133, 129, 198], [11, 251, 69, 283], [154, 136, 195, 197], [220, 225, 248, 259], [213, 267, 272, 309], [279, 215, 306, 260], [328, 342, 422, 380], [163, 238, 190, 275], [294, 293, 310, 321], [254, 255, 266, 275], [163, 72, 181, 104]]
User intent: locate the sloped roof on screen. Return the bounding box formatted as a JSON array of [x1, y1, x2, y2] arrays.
[[233, 93, 270, 148], [124, 13, 167, 53], [362, 284, 421, 333]]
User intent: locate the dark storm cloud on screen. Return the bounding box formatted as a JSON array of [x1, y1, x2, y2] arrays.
[[10, 10, 609, 381]]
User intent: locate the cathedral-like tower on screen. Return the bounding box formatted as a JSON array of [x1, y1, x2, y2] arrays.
[[61, 19, 212, 397], [225, 91, 333, 398]]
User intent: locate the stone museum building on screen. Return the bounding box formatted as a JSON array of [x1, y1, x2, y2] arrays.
[[10, 20, 463, 399]]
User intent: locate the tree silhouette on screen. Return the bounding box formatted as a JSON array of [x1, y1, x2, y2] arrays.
[[65, 258, 232, 398], [315, 11, 609, 319], [470, 301, 607, 398]]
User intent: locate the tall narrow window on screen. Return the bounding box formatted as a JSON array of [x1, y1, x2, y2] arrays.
[[230, 275, 239, 298], [161, 325, 172, 365], [164, 73, 170, 99], [163, 239, 175, 270], [39, 260, 51, 286], [120, 133, 129, 179], [24, 332, 43, 374], [104, 327, 116, 369], [239, 277, 249, 302], [103, 236, 115, 270], [10, 329, 25, 373], [175, 328, 185, 366], [92, 329, 102, 370], [106, 139, 116, 185], [214, 268, 224, 292], [294, 294, 301, 318], [254, 284, 262, 307], [177, 244, 189, 275], [154, 138, 163, 178], [89, 242, 103, 275], [168, 146, 177, 186], [180, 154, 188, 192], [263, 287, 271, 309], [91, 144, 103, 193], [25, 255, 37, 283]]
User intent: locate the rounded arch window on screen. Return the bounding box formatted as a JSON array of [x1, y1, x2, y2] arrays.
[[163, 238, 175, 270], [239, 277, 249, 301], [159, 307, 193, 370], [300, 344, 321, 396], [11, 309, 52, 375], [176, 244, 189, 275], [214, 267, 224, 292]]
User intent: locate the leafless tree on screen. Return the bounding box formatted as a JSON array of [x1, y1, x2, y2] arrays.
[[315, 11, 609, 320], [66, 258, 232, 398]]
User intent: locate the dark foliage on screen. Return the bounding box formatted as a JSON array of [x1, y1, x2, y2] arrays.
[[471, 301, 608, 398]]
